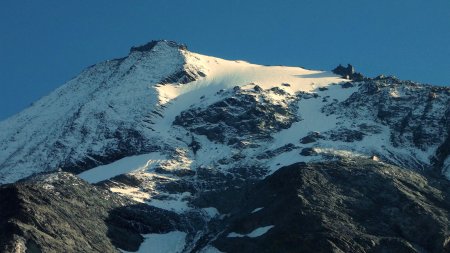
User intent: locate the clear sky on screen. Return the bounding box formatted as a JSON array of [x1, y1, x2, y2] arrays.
[[1, 0, 449, 120]]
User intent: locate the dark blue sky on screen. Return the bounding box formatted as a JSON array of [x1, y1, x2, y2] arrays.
[[1, 0, 450, 120]]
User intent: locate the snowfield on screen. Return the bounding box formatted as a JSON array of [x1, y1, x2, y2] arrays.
[[227, 225, 275, 238], [120, 231, 187, 253], [78, 152, 165, 183]]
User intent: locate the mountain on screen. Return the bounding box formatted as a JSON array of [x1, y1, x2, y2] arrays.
[[0, 40, 449, 252]]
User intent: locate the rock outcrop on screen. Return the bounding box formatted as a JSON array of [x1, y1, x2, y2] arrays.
[[212, 159, 450, 253]]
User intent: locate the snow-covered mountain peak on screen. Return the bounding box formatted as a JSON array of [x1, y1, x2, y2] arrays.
[[1, 40, 450, 253], [0, 40, 449, 186]]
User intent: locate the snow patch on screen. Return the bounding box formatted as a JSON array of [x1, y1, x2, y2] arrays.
[[121, 231, 186, 253], [147, 192, 191, 214], [202, 207, 220, 218], [199, 246, 224, 253], [227, 225, 274, 238], [251, 207, 264, 213], [110, 186, 150, 203], [42, 184, 55, 191], [78, 153, 165, 183]]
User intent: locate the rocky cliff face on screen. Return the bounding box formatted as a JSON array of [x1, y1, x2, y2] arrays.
[[0, 40, 449, 252], [1, 159, 450, 253], [0, 173, 126, 253], [0, 172, 201, 253], [212, 159, 450, 253], [323, 77, 450, 173]]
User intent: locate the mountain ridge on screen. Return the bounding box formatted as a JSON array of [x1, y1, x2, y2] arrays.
[[2, 40, 449, 184], [0, 40, 449, 253]]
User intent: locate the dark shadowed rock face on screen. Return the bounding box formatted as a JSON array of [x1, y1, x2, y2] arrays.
[[0, 172, 182, 253], [1, 160, 450, 253], [300, 131, 324, 144], [0, 172, 124, 253], [332, 64, 365, 81], [159, 69, 206, 85], [326, 128, 365, 142], [129, 40, 187, 53], [59, 128, 161, 174], [211, 159, 450, 253]]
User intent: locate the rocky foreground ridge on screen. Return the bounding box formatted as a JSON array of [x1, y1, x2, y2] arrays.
[[1, 159, 450, 252]]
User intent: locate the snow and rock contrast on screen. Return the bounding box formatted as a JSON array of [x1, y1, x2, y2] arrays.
[[0, 40, 449, 253]]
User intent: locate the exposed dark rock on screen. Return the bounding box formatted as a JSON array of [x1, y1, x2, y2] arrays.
[[173, 89, 299, 143], [270, 87, 288, 95], [228, 166, 269, 180], [154, 166, 196, 177], [300, 131, 324, 144], [431, 108, 450, 175], [323, 78, 450, 171], [352, 72, 365, 81], [256, 143, 298, 159], [100, 174, 143, 188], [227, 138, 260, 149], [160, 69, 206, 85], [300, 147, 318, 156], [129, 40, 186, 53], [130, 41, 160, 52], [0, 173, 127, 253], [374, 75, 400, 82], [327, 128, 365, 142], [2, 159, 450, 253], [0, 172, 193, 253], [159, 180, 197, 195], [212, 159, 450, 253], [59, 128, 160, 174], [341, 82, 354, 88], [333, 64, 355, 77], [253, 85, 263, 92], [191, 165, 267, 212], [298, 92, 319, 99], [106, 204, 182, 251], [358, 123, 383, 134], [332, 64, 365, 81], [189, 136, 202, 155]]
